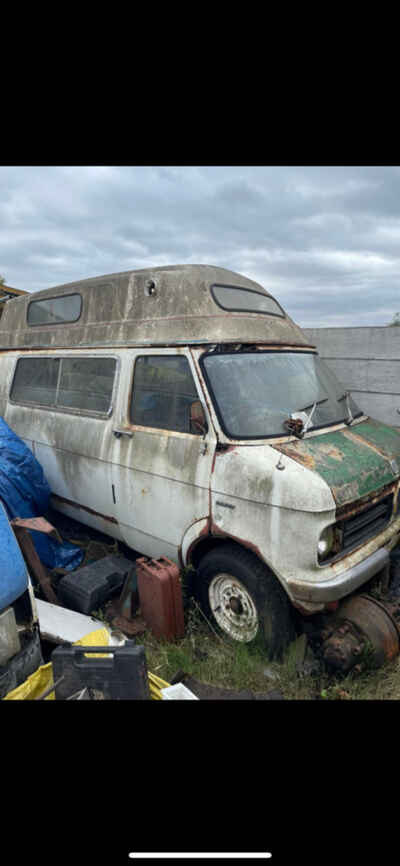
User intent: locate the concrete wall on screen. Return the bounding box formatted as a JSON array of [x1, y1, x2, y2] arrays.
[[303, 326, 400, 427]]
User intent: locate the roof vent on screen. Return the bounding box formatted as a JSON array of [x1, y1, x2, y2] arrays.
[[145, 279, 157, 297]]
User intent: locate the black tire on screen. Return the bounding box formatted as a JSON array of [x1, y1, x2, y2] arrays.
[[195, 544, 295, 658]]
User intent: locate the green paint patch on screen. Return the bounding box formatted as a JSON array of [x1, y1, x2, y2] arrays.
[[350, 419, 400, 461], [278, 425, 397, 505]]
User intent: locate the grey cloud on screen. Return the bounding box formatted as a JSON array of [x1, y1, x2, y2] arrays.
[[1, 165, 400, 327]]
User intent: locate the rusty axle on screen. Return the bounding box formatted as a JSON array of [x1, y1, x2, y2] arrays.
[[321, 592, 400, 672]]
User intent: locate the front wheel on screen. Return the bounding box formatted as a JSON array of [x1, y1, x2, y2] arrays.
[[195, 544, 295, 658]]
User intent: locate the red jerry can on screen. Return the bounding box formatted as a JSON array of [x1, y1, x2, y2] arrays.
[[136, 556, 185, 641]]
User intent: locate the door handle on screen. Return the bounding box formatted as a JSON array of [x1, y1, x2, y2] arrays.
[[113, 429, 134, 439]]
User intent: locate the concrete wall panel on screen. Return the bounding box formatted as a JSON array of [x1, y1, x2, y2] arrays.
[[303, 326, 400, 427]]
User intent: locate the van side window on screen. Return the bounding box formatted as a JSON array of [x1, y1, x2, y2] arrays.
[[57, 358, 116, 413], [10, 357, 116, 415], [11, 357, 60, 406], [27, 294, 82, 326], [130, 356, 200, 434]]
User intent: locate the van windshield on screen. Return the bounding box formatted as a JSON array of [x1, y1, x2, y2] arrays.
[[202, 350, 363, 439]]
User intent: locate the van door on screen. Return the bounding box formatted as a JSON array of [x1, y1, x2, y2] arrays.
[[6, 353, 124, 541], [110, 349, 216, 561]]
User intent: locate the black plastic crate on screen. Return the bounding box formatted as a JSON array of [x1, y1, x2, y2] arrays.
[[57, 554, 134, 614], [51, 641, 150, 700]]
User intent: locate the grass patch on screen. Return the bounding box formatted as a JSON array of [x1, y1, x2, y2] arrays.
[[131, 600, 400, 700], [137, 602, 271, 694]]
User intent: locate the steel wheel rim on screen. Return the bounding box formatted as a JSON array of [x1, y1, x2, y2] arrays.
[[208, 573, 259, 642]]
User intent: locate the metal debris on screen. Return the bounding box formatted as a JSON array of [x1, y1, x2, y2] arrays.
[[11, 518, 59, 605], [321, 593, 400, 672]]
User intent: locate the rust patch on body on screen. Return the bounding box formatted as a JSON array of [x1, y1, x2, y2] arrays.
[[215, 444, 238, 455], [314, 443, 344, 461], [335, 481, 398, 522], [277, 445, 316, 470], [51, 493, 118, 524]]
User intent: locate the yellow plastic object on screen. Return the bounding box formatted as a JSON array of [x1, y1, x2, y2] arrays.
[[74, 627, 112, 657], [4, 627, 112, 700], [4, 661, 54, 700], [148, 671, 170, 700]]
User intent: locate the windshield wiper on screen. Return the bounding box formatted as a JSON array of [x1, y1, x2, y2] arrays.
[[298, 397, 329, 413], [297, 397, 329, 432], [337, 391, 354, 425], [284, 397, 328, 438]]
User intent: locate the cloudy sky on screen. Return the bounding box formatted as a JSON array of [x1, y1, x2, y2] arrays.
[[1, 164, 400, 327]]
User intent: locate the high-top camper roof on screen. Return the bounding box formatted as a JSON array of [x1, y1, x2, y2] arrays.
[[0, 264, 311, 349]]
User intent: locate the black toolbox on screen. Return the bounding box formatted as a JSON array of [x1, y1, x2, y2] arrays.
[[57, 554, 135, 614], [51, 642, 150, 700]]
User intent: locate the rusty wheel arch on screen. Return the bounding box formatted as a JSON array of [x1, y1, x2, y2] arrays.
[[188, 532, 270, 573], [186, 531, 292, 603]]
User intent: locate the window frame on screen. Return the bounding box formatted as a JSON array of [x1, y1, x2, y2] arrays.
[[27, 293, 83, 327], [9, 353, 119, 419], [128, 352, 204, 437], [210, 283, 285, 318]]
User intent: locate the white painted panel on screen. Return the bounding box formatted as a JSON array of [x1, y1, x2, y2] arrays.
[[36, 599, 123, 644]]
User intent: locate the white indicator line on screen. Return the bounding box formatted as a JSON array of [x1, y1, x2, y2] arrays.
[[129, 851, 272, 860]]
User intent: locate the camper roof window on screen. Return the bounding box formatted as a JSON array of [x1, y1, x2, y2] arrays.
[[211, 284, 284, 317], [27, 293, 82, 326]]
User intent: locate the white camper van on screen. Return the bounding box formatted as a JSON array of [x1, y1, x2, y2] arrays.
[[1, 264, 400, 657]]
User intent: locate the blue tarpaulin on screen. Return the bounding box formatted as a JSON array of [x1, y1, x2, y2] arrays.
[[0, 417, 83, 572], [0, 499, 29, 609]]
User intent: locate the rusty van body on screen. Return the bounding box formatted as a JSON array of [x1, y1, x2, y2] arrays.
[[1, 264, 400, 656]]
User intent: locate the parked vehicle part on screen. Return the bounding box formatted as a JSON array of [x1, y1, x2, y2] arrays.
[[195, 544, 295, 658], [321, 593, 400, 671]]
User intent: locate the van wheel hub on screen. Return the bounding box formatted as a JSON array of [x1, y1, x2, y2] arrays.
[[209, 573, 259, 642]]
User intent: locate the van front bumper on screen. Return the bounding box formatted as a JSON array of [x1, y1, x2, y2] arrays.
[[287, 546, 392, 604]]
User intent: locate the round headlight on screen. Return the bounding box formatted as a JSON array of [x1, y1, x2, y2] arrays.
[[318, 525, 334, 560]]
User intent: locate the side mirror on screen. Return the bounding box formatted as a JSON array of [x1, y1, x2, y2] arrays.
[[189, 400, 208, 436]]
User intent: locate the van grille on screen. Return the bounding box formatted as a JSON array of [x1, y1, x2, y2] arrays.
[[337, 494, 393, 554]]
